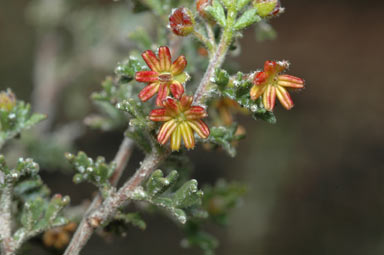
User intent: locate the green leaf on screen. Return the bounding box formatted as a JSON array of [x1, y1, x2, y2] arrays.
[[254, 21, 277, 41], [0, 99, 46, 147], [214, 69, 230, 90], [202, 179, 246, 225], [131, 170, 204, 224], [207, 124, 245, 157], [234, 8, 260, 30], [115, 212, 147, 230], [115, 57, 144, 83], [17, 194, 69, 238], [220, 0, 232, 9], [182, 222, 219, 255], [205, 0, 227, 27], [237, 0, 252, 11], [66, 151, 116, 193]]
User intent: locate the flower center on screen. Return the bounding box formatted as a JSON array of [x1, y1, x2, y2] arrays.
[[176, 112, 186, 123], [158, 73, 173, 83]]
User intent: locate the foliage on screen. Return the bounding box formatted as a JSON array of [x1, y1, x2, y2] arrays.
[[0, 0, 305, 254]]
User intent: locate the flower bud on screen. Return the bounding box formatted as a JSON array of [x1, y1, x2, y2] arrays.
[[169, 7, 195, 37], [0, 89, 16, 111], [196, 0, 212, 19], [253, 0, 282, 17]]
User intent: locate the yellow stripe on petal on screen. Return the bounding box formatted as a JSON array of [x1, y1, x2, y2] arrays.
[[263, 85, 276, 111], [171, 56, 187, 76], [276, 85, 294, 110], [149, 108, 172, 122], [171, 125, 182, 151], [250, 84, 266, 100], [188, 120, 210, 139], [180, 122, 195, 150], [158, 46, 172, 71], [138, 82, 160, 102], [156, 83, 170, 106], [158, 120, 177, 145], [142, 50, 161, 72]]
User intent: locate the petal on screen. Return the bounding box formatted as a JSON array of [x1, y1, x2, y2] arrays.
[[169, 81, 184, 100], [263, 85, 276, 111], [276, 86, 294, 110], [264, 61, 277, 74], [162, 97, 179, 114], [158, 46, 172, 71], [171, 56, 187, 75], [253, 71, 268, 85], [158, 120, 177, 145], [250, 84, 266, 100], [170, 125, 182, 151], [179, 94, 193, 111], [188, 120, 210, 139], [156, 83, 170, 106], [149, 108, 171, 122], [185, 106, 207, 120], [278, 75, 304, 88], [138, 82, 160, 102], [135, 71, 159, 83], [180, 122, 195, 150], [142, 50, 161, 72]]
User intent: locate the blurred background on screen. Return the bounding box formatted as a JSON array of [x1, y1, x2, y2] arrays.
[[1, 0, 384, 254]]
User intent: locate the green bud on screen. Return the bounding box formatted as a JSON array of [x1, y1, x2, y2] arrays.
[[253, 0, 278, 17]]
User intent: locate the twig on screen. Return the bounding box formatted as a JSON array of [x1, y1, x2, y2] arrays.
[[63, 137, 135, 255], [193, 7, 237, 105], [0, 185, 14, 255], [64, 150, 169, 255]]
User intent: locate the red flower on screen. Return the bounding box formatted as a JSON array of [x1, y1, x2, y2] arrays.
[[250, 60, 304, 111], [149, 95, 210, 151], [135, 46, 189, 106], [169, 7, 195, 36]]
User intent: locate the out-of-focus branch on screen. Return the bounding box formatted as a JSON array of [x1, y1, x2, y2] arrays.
[[32, 32, 63, 133]]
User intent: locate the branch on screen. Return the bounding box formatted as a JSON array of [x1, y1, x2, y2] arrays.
[[193, 6, 237, 105], [63, 137, 135, 255], [0, 185, 15, 255]]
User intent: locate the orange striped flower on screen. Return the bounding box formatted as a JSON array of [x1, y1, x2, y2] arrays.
[[250, 60, 304, 111], [135, 46, 189, 106], [149, 95, 210, 151]]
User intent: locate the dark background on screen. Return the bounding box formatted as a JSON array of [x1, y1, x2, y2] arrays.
[[1, 0, 384, 254]]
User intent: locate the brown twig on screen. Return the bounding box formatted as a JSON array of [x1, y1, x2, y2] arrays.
[[64, 148, 168, 255], [63, 137, 135, 255]]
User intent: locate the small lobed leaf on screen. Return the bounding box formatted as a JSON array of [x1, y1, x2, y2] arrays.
[[132, 170, 204, 224], [0, 99, 46, 147], [66, 151, 116, 193], [234, 8, 261, 30], [236, 0, 252, 11], [205, 0, 227, 27], [207, 124, 245, 157], [115, 57, 145, 83]]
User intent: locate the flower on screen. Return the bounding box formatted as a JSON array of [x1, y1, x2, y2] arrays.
[[169, 7, 195, 36], [0, 89, 16, 111], [149, 95, 210, 151], [135, 46, 189, 106], [250, 60, 304, 111]]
